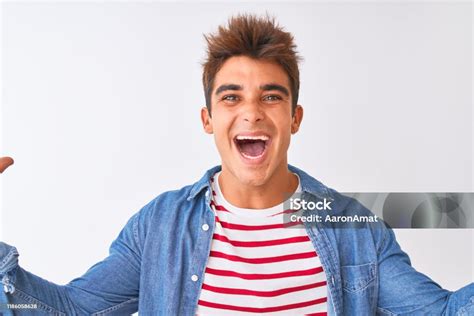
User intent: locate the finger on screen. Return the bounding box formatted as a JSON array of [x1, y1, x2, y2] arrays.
[[0, 157, 14, 173]]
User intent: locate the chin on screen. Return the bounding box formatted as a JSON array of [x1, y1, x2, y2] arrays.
[[235, 165, 271, 187]]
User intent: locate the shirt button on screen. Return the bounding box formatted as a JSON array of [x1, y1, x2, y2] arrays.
[[202, 224, 209, 231], [191, 274, 199, 282]]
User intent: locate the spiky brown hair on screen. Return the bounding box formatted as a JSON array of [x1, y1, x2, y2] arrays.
[[202, 14, 302, 115]]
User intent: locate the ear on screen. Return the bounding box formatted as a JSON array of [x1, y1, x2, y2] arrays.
[[291, 105, 303, 134], [200, 107, 213, 134]]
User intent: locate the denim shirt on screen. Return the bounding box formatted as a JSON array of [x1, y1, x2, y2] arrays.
[[1, 165, 473, 315]]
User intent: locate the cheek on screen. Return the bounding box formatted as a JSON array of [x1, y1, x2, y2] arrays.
[[211, 119, 233, 148], [280, 133, 292, 149], [275, 120, 293, 149], [275, 116, 293, 135]]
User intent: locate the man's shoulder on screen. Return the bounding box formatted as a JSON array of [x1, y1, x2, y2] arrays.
[[138, 165, 220, 218], [124, 183, 204, 239]]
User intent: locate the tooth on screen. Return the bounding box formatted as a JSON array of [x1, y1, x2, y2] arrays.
[[236, 135, 269, 141], [242, 152, 265, 159]]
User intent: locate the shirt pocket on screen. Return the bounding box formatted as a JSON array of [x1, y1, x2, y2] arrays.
[[341, 262, 377, 314], [341, 262, 376, 293]]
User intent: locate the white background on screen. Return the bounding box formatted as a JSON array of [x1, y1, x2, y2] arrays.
[[1, 0, 472, 295]]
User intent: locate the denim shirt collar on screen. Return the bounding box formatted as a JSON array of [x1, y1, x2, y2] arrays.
[[186, 164, 331, 201]]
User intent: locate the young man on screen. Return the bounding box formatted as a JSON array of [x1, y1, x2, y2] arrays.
[[0, 15, 473, 315]]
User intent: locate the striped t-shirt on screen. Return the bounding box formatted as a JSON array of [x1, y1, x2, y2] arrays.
[[196, 172, 328, 315]]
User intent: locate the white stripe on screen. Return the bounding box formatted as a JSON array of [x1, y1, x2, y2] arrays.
[[197, 292, 327, 316], [197, 306, 326, 316], [213, 206, 293, 224], [202, 272, 327, 292], [206, 255, 324, 275], [211, 236, 318, 258], [197, 302, 327, 316], [213, 223, 309, 242], [199, 284, 327, 307]]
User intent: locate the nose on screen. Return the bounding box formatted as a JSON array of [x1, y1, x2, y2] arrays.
[[241, 100, 264, 123]]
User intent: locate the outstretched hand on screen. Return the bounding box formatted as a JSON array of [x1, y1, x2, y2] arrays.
[[0, 157, 14, 173]]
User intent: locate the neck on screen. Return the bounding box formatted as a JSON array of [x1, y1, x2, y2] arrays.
[[218, 162, 298, 209]]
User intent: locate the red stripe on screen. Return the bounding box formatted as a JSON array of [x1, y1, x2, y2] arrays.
[[270, 208, 301, 216], [306, 313, 328, 316], [210, 250, 316, 263], [205, 266, 324, 280], [198, 297, 327, 313], [213, 233, 310, 247], [215, 216, 300, 230], [210, 200, 231, 213], [202, 281, 327, 297]]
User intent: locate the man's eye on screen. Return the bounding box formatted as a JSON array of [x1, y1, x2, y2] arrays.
[[222, 95, 239, 102], [263, 95, 283, 102]]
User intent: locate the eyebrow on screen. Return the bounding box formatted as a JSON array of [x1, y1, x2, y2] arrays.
[[260, 84, 289, 96], [215, 84, 243, 95], [214, 83, 290, 96]]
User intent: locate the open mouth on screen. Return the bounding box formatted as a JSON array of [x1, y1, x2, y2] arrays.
[[234, 135, 270, 160]]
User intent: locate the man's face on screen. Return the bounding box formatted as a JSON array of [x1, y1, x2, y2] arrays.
[[201, 56, 303, 187]]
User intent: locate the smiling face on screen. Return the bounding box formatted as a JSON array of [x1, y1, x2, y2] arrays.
[[201, 56, 303, 188]]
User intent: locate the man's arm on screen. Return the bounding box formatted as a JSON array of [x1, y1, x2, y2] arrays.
[[0, 156, 142, 314], [376, 225, 474, 315], [0, 211, 142, 315]]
